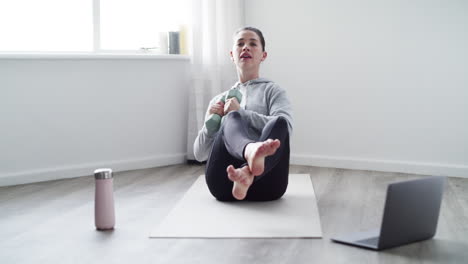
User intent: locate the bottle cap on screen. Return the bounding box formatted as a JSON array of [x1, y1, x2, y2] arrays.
[[94, 168, 113, 179]]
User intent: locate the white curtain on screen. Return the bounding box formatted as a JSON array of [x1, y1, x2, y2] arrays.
[[186, 0, 245, 160]]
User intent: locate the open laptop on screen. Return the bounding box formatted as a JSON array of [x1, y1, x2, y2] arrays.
[[331, 176, 446, 250]]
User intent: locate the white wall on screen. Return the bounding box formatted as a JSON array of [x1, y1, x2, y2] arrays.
[[0, 57, 190, 186], [1, 0, 467, 186], [246, 0, 468, 177]]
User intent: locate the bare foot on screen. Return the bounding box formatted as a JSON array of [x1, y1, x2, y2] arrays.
[[227, 165, 254, 200], [244, 139, 281, 176]]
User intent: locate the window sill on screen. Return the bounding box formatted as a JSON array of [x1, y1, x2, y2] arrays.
[[0, 53, 191, 60]]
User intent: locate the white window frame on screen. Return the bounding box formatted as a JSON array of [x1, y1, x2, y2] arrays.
[[94, 0, 101, 52]]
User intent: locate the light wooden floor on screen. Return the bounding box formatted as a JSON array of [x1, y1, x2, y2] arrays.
[[1, 164, 467, 264]]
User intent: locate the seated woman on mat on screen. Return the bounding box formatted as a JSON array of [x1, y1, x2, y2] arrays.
[[193, 27, 293, 201]]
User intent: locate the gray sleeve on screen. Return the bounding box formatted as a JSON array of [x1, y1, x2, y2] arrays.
[[193, 95, 222, 162], [239, 86, 293, 135]]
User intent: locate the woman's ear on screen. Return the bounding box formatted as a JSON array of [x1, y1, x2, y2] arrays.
[[230, 51, 235, 62], [261, 51, 268, 62]]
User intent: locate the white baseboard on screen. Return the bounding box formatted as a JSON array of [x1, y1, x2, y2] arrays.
[[3, 153, 465, 187], [291, 154, 468, 178], [0, 153, 187, 187]]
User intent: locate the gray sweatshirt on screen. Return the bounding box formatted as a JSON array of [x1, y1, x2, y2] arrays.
[[193, 78, 293, 162]]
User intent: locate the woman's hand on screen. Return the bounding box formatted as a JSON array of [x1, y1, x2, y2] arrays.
[[209, 101, 225, 116], [224, 97, 240, 115]]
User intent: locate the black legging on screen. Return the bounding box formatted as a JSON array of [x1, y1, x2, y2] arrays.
[[205, 111, 290, 201]]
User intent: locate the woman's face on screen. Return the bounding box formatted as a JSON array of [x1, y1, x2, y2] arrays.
[[230, 30, 267, 71]]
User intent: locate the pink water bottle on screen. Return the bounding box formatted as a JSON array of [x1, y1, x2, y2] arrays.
[[94, 168, 115, 230]]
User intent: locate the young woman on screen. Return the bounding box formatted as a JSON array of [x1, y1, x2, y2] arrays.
[[193, 27, 293, 201]]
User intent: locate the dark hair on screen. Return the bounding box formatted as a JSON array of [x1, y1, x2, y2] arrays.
[[235, 26, 266, 52]]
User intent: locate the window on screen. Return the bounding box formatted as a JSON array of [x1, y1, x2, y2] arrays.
[[0, 0, 190, 53], [0, 0, 93, 52]]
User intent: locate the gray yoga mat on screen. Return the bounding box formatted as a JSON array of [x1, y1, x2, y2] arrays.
[[150, 174, 322, 238]]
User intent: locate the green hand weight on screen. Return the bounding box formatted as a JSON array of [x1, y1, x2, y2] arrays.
[[224, 89, 243, 104], [205, 89, 243, 133]]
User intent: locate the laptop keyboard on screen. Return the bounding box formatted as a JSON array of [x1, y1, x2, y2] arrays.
[[356, 237, 379, 246]]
